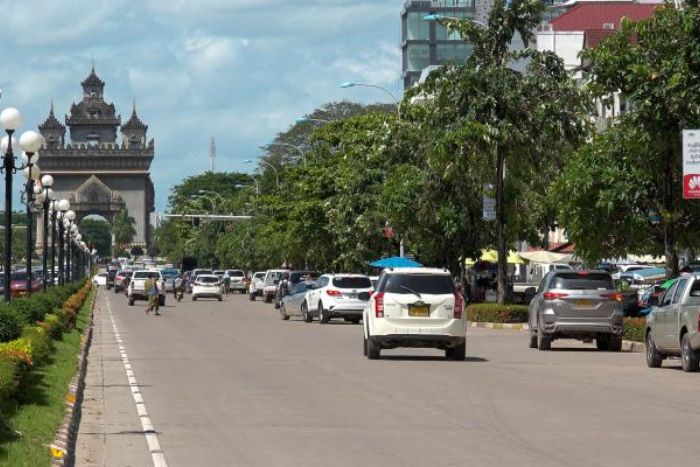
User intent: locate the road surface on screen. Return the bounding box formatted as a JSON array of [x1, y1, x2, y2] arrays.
[[75, 288, 699, 467]]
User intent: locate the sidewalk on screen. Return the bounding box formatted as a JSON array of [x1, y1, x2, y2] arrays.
[[74, 289, 153, 466]]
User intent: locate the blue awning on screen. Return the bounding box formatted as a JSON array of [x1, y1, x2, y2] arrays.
[[369, 257, 423, 268]]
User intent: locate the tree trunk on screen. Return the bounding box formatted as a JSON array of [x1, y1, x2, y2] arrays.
[[665, 140, 679, 276], [496, 146, 508, 304]]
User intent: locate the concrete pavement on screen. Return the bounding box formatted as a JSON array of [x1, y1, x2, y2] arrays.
[[76, 288, 699, 467]]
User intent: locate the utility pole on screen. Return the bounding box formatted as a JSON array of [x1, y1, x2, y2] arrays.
[[209, 137, 216, 173]]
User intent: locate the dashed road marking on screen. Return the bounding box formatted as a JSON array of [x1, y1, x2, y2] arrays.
[[106, 295, 168, 467]]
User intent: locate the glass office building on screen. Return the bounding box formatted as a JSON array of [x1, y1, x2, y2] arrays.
[[401, 0, 487, 88]]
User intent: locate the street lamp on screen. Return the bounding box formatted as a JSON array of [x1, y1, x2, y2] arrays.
[[339, 82, 399, 104], [296, 116, 331, 125], [260, 142, 306, 165], [56, 201, 70, 285], [21, 148, 42, 296], [64, 212, 76, 283], [244, 159, 279, 187], [38, 175, 54, 291], [422, 14, 488, 28]]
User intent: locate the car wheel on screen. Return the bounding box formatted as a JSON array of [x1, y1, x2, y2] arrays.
[[446, 342, 466, 361], [249, 293, 255, 301], [192, 295, 197, 301], [529, 333, 537, 349], [264, 294, 272, 303], [645, 331, 663, 368], [280, 303, 289, 321], [596, 335, 610, 351], [218, 296, 223, 302], [607, 336, 622, 352], [363, 333, 368, 356], [274, 299, 280, 309], [350, 318, 361, 324], [159, 297, 166, 307], [301, 302, 313, 323], [537, 331, 551, 351], [318, 302, 330, 324], [366, 335, 381, 360], [681, 333, 700, 372], [113, 288, 119, 294], [128, 298, 134, 306]]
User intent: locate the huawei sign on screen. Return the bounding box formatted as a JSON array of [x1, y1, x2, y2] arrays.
[[683, 174, 700, 199]]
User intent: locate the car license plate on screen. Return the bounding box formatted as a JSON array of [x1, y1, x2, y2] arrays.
[[345, 293, 357, 299], [574, 299, 593, 307], [409, 305, 430, 317]]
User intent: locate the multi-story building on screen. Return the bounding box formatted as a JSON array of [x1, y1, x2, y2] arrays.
[[401, 0, 496, 89]]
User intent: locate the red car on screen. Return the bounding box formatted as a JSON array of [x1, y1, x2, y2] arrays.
[[10, 272, 41, 298]]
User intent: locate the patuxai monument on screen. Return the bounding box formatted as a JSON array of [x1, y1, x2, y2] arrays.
[[36, 67, 155, 247]]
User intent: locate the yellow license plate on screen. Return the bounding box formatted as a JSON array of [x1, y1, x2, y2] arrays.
[[574, 299, 593, 307], [409, 305, 430, 317]]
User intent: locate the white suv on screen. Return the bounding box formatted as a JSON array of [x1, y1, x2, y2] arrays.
[[248, 271, 266, 301], [363, 268, 466, 360], [303, 274, 373, 324]]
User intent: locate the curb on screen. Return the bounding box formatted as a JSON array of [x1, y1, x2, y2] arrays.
[[470, 321, 529, 331], [50, 287, 97, 466], [469, 321, 645, 353]]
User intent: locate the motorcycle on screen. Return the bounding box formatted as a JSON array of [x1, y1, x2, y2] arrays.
[[175, 287, 184, 302]]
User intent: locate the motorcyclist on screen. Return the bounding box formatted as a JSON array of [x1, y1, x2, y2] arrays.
[[174, 275, 184, 301]]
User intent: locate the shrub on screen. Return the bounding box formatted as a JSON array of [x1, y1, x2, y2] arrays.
[[466, 303, 529, 323], [42, 314, 63, 340], [624, 317, 646, 343], [0, 305, 24, 343], [0, 356, 16, 403], [8, 299, 43, 325], [21, 326, 51, 363], [0, 339, 34, 396], [28, 294, 55, 319]]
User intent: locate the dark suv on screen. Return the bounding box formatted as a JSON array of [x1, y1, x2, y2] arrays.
[[528, 271, 624, 351]]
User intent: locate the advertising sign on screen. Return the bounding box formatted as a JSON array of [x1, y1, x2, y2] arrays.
[[683, 130, 700, 199], [483, 183, 496, 221]]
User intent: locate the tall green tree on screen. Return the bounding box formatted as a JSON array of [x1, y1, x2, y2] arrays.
[[79, 218, 111, 257], [111, 208, 136, 246], [556, 4, 700, 272]]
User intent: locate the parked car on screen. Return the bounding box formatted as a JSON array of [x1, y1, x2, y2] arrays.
[[248, 271, 266, 301], [106, 265, 120, 289], [93, 272, 108, 287], [274, 270, 320, 309], [363, 268, 465, 360], [645, 274, 700, 372], [528, 270, 624, 351], [224, 269, 247, 294], [213, 270, 226, 279], [192, 274, 223, 301], [128, 270, 165, 307], [262, 269, 289, 303], [304, 274, 373, 324], [9, 271, 41, 298], [279, 281, 316, 320], [186, 269, 212, 293], [114, 269, 133, 293]]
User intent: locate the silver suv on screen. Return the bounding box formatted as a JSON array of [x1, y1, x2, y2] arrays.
[[528, 271, 624, 351]]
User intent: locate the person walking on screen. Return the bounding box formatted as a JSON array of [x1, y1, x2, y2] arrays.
[[150, 274, 161, 316], [145, 275, 161, 316]]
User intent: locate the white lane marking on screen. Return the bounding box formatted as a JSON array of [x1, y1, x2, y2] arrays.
[[105, 293, 168, 467]]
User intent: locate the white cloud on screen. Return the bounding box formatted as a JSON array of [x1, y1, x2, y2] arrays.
[[333, 42, 402, 88], [182, 33, 247, 75]]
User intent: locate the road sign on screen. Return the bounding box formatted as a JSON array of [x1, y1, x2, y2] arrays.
[[683, 130, 700, 199]]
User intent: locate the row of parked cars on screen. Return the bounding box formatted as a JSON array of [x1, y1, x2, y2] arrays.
[[249, 268, 468, 360]]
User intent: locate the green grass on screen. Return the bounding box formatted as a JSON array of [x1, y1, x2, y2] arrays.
[[0, 289, 93, 466]]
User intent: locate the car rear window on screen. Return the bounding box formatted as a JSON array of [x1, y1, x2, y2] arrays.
[[133, 272, 157, 279], [199, 276, 220, 284], [550, 272, 614, 290], [382, 274, 455, 295], [227, 270, 244, 277], [332, 277, 372, 289]]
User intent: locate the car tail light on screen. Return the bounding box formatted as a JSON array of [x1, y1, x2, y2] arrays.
[[601, 292, 623, 302], [374, 292, 385, 318], [326, 289, 342, 297], [543, 292, 568, 300], [454, 293, 464, 319]]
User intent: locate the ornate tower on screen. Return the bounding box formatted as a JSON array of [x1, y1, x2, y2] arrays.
[[37, 67, 156, 249]]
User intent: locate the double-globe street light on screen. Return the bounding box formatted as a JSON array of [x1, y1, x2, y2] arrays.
[[20, 148, 42, 296], [54, 199, 70, 286], [1, 106, 45, 301], [37, 175, 55, 291]]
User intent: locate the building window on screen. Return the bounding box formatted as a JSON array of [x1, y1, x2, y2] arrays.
[[435, 11, 472, 40], [407, 44, 430, 71], [407, 12, 430, 40], [436, 43, 472, 65]]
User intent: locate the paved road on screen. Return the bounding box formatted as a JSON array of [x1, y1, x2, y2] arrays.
[[76, 288, 699, 467]]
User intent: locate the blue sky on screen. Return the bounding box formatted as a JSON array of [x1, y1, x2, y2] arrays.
[[0, 0, 403, 212]]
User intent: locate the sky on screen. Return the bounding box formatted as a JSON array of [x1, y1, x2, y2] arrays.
[[0, 0, 404, 212]]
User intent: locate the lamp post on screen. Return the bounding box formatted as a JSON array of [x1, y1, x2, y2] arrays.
[[64, 213, 76, 283], [296, 117, 331, 124], [21, 148, 42, 296], [56, 200, 70, 285], [339, 82, 400, 103], [263, 142, 306, 165], [39, 175, 54, 291], [244, 159, 279, 187]]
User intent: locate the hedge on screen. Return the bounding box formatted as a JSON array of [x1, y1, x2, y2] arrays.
[[624, 317, 645, 343], [0, 281, 92, 407], [466, 303, 529, 323]]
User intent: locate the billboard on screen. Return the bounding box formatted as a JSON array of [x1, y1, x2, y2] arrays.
[[683, 130, 700, 199]]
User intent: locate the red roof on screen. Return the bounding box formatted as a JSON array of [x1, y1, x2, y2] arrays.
[[551, 2, 660, 32]]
